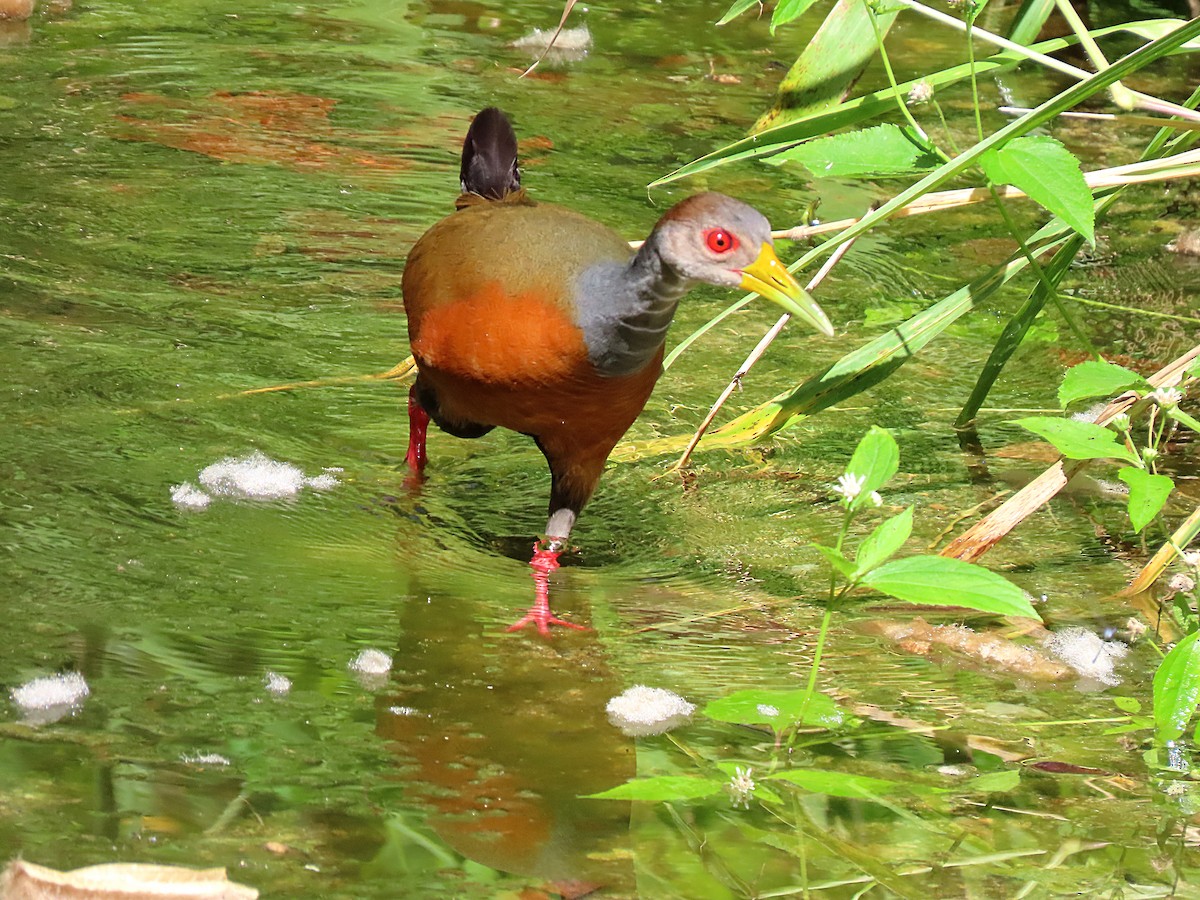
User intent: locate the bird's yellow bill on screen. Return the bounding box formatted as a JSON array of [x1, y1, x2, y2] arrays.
[[740, 243, 834, 337]]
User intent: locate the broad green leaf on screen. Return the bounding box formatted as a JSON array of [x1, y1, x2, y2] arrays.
[[1154, 632, 1200, 742], [1113, 696, 1142, 714], [813, 543, 856, 579], [770, 0, 821, 33], [1011, 416, 1141, 464], [768, 124, 940, 179], [844, 426, 899, 510], [704, 688, 848, 730], [854, 506, 914, 578], [862, 555, 1041, 619], [586, 775, 725, 802], [1007, 0, 1056, 45], [1117, 18, 1200, 51], [716, 0, 761, 26], [766, 769, 904, 798], [653, 21, 1200, 187], [755, 0, 897, 132], [1058, 360, 1146, 408], [1118, 467, 1174, 533], [963, 770, 1021, 793], [1103, 718, 1153, 735], [980, 136, 1095, 244]]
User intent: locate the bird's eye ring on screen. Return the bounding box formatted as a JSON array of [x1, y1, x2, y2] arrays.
[[704, 228, 738, 254]]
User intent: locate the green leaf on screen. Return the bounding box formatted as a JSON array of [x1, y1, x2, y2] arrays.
[[770, 0, 821, 33], [861, 555, 1041, 620], [1058, 360, 1147, 408], [766, 769, 904, 798], [1153, 632, 1200, 743], [1103, 718, 1153, 736], [854, 506, 913, 577], [1169, 407, 1200, 434], [586, 775, 725, 802], [964, 770, 1021, 793], [769, 124, 940, 179], [716, 0, 761, 26], [1011, 416, 1141, 464], [703, 688, 849, 730], [814, 543, 856, 579], [979, 136, 1095, 243], [1117, 18, 1200, 51], [1113, 695, 1142, 714], [844, 426, 899, 510], [1118, 467, 1175, 533]]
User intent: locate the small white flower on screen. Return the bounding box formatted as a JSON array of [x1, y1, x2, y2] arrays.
[[756, 704, 781, 718], [1142, 447, 1159, 463], [1168, 573, 1196, 594], [833, 473, 865, 504], [1124, 617, 1148, 640], [869, 491, 883, 507], [1183, 550, 1200, 570], [728, 766, 756, 808], [1149, 387, 1183, 409], [1109, 413, 1131, 432], [907, 80, 934, 105]]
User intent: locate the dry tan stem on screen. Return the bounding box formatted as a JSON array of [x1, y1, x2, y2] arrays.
[[762, 150, 1200, 245], [519, 0, 578, 78], [941, 343, 1200, 563], [671, 235, 859, 471], [227, 357, 416, 398]]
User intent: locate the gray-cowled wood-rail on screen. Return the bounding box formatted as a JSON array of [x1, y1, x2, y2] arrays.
[[403, 108, 834, 633]]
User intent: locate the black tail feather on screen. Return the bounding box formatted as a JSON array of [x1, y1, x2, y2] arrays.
[[460, 107, 520, 200]]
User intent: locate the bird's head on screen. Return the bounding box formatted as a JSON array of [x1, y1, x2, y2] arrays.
[[652, 192, 834, 337]]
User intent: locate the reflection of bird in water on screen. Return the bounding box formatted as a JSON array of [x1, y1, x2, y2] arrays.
[[402, 107, 833, 632], [0, 0, 32, 20], [375, 579, 635, 895]]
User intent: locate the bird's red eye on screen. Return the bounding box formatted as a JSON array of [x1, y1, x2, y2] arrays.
[[704, 228, 738, 254]]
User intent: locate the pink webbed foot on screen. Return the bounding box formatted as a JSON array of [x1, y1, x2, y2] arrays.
[[506, 543, 588, 635], [405, 385, 430, 477]]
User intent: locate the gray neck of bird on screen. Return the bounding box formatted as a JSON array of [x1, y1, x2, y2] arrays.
[[577, 236, 692, 377]]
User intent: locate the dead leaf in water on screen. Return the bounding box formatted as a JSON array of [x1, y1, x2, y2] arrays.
[[862, 617, 1073, 682], [2, 860, 258, 899], [115, 90, 410, 179]]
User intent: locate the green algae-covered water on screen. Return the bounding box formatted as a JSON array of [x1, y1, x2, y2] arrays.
[[2, 1, 1200, 896]]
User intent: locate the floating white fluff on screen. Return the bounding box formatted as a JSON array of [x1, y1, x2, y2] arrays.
[[606, 685, 695, 737], [171, 452, 340, 508], [169, 482, 212, 509], [11, 672, 90, 712], [349, 648, 393, 690], [263, 671, 292, 695], [1045, 627, 1128, 687], [180, 752, 231, 766], [349, 649, 393, 675], [509, 25, 592, 53]]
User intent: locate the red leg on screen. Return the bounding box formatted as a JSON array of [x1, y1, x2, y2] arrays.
[[405, 384, 430, 475], [506, 542, 588, 634]]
